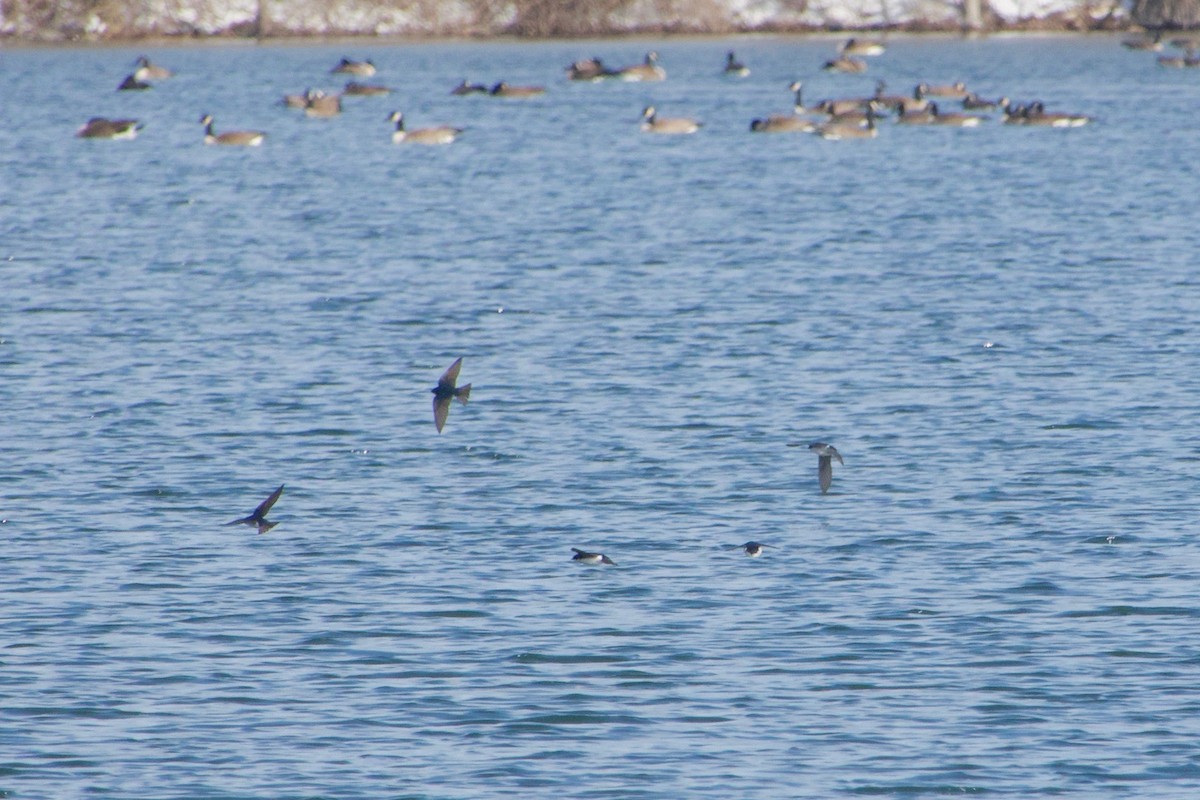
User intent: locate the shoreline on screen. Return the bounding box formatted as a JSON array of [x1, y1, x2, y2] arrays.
[[0, 24, 1146, 49], [0, 2, 1143, 45]]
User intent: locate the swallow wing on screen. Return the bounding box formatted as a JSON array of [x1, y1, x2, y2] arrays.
[[433, 394, 452, 433], [254, 484, 284, 518], [438, 357, 463, 392], [818, 456, 833, 494]]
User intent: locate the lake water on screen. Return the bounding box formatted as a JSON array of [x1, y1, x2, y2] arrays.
[[3, 33, 1200, 799]]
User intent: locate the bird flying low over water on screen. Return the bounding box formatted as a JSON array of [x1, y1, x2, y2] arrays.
[[227, 484, 284, 533], [572, 548, 616, 565], [808, 442, 844, 494], [432, 357, 471, 433], [742, 541, 767, 557]]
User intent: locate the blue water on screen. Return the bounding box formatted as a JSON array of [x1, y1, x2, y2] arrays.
[[3, 33, 1200, 799]]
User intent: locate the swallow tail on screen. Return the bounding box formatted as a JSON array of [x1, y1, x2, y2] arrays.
[[455, 383, 471, 405]]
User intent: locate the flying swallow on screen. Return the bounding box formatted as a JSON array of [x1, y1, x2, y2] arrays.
[[742, 541, 767, 557], [432, 357, 471, 433], [808, 442, 844, 494], [571, 547, 616, 565], [226, 484, 283, 533]]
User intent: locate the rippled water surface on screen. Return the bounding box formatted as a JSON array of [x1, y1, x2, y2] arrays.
[[3, 34, 1200, 799]]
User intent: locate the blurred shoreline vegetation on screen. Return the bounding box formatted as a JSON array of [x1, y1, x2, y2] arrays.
[[0, 0, 1193, 42]]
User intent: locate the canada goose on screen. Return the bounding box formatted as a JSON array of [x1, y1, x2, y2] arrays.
[[871, 80, 909, 112], [823, 55, 867, 73], [749, 115, 816, 133], [897, 86, 931, 114], [962, 92, 1005, 110], [566, 57, 619, 81], [813, 96, 871, 116], [331, 58, 376, 76], [281, 89, 312, 108], [787, 80, 816, 114], [451, 78, 489, 95], [343, 81, 393, 96], [1021, 102, 1091, 127], [816, 109, 877, 139], [1122, 31, 1163, 51], [1001, 100, 1028, 125], [840, 37, 885, 56], [76, 117, 142, 139], [724, 51, 750, 77], [619, 51, 666, 82], [304, 90, 342, 118], [640, 105, 701, 135], [896, 104, 937, 125], [117, 73, 151, 91], [1157, 50, 1195, 67], [916, 81, 968, 99], [133, 55, 173, 81], [387, 111, 463, 145], [199, 114, 265, 146], [928, 102, 985, 127], [490, 81, 546, 98], [1170, 34, 1200, 50]]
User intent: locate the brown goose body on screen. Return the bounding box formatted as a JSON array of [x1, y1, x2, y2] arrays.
[[387, 111, 463, 145], [77, 117, 142, 139], [200, 114, 265, 146]]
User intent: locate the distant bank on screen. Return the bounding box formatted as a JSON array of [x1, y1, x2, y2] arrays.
[[0, 0, 1165, 42]]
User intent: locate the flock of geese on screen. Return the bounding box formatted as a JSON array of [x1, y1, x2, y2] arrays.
[[73, 40, 1098, 561], [223, 354, 844, 564], [76, 39, 1095, 143], [1121, 28, 1200, 67]]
